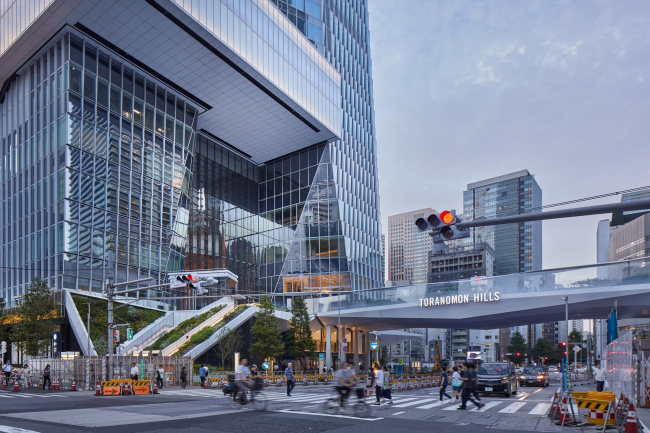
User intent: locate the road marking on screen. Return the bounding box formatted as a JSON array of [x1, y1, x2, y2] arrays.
[[470, 401, 503, 412], [393, 398, 438, 408], [0, 395, 14, 398], [519, 388, 543, 400], [0, 426, 43, 433], [276, 409, 382, 421], [528, 403, 551, 415], [417, 401, 446, 409], [499, 402, 526, 413], [442, 404, 463, 411], [393, 411, 404, 415]]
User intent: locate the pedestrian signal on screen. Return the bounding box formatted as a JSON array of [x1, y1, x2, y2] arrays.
[[126, 328, 134, 340]]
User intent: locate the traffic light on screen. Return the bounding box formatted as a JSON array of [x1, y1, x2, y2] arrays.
[[414, 210, 470, 241], [113, 329, 119, 343], [176, 274, 197, 290], [516, 352, 520, 356], [126, 328, 134, 340]]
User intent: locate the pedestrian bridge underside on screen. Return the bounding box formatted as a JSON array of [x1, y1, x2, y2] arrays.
[[311, 258, 650, 331]]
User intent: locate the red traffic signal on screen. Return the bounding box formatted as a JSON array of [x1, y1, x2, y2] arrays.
[[113, 329, 119, 343], [561, 342, 566, 346], [516, 352, 520, 356], [187, 274, 196, 282], [440, 210, 454, 225]]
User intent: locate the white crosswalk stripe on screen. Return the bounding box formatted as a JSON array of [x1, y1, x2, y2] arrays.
[[393, 398, 438, 408], [528, 403, 551, 415], [499, 402, 526, 413], [470, 401, 503, 412], [0, 392, 70, 399]]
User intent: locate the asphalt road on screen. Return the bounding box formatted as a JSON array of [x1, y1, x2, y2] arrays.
[[0, 372, 603, 432]]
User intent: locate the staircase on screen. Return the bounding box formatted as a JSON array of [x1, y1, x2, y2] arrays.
[[65, 291, 97, 356]]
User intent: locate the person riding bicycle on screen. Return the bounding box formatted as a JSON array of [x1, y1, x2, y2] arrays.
[[234, 358, 253, 405], [334, 362, 361, 408]]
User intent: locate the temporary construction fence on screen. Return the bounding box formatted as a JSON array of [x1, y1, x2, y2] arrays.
[[25, 355, 192, 391], [607, 331, 636, 404]]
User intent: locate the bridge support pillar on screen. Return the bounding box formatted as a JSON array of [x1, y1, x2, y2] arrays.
[[365, 332, 371, 369], [325, 325, 332, 371], [353, 328, 359, 369]]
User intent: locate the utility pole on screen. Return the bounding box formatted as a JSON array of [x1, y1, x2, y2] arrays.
[[87, 303, 90, 356], [106, 277, 153, 380]]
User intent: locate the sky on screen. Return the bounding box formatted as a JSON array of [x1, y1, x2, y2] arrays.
[[368, 0, 650, 269]]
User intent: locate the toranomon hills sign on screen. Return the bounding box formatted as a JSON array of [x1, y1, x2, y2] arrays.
[[419, 292, 501, 307]]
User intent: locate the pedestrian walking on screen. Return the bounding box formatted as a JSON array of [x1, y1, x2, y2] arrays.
[[381, 365, 393, 404], [199, 364, 206, 388], [180, 366, 187, 389], [157, 365, 165, 389], [439, 366, 452, 401], [458, 362, 483, 410], [285, 362, 295, 397], [2, 360, 11, 387], [43, 364, 51, 390], [593, 362, 607, 392], [129, 362, 138, 380], [374, 363, 384, 405], [451, 366, 461, 400], [251, 365, 258, 376], [468, 363, 483, 404], [517, 278, 524, 293]]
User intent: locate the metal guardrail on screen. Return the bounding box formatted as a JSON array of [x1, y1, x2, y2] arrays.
[[162, 302, 235, 356]]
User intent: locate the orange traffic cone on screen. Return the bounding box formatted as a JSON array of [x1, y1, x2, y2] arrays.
[[152, 380, 159, 394], [2, 377, 6, 390], [70, 379, 77, 391], [13, 378, 19, 392], [549, 392, 560, 416], [556, 396, 572, 425], [123, 381, 131, 396], [38, 377, 43, 389], [94, 380, 101, 396], [624, 402, 639, 433], [51, 378, 57, 390], [204, 378, 208, 389]]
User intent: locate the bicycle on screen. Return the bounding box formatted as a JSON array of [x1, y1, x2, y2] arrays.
[[234, 378, 268, 412], [322, 387, 371, 418]]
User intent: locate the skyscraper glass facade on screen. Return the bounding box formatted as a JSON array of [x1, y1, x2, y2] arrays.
[[270, 0, 383, 291], [462, 170, 542, 275], [1, 0, 381, 303], [0, 30, 197, 304]]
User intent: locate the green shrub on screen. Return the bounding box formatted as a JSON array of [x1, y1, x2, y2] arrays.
[[144, 305, 225, 351], [72, 295, 165, 349], [174, 305, 249, 355]]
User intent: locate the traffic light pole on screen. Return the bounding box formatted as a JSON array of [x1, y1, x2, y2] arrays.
[[106, 277, 152, 380], [456, 198, 650, 229]]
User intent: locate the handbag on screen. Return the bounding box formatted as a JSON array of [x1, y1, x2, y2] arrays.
[[603, 380, 609, 390]]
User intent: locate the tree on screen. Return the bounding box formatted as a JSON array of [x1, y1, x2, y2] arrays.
[[532, 338, 556, 364], [12, 278, 56, 356], [287, 297, 316, 370], [250, 296, 284, 362], [380, 346, 389, 366], [213, 327, 244, 369], [568, 330, 583, 343], [507, 331, 528, 364]]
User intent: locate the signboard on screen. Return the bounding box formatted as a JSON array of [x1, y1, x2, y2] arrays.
[[262, 362, 270, 370], [370, 342, 379, 350], [419, 292, 500, 307], [319, 353, 324, 360], [342, 346, 347, 352], [573, 346, 581, 353], [398, 359, 403, 365], [343, 338, 347, 343]]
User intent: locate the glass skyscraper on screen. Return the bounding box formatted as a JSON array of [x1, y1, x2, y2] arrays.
[[0, 0, 381, 304], [462, 170, 542, 275]]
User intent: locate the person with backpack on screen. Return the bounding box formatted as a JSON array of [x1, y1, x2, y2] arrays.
[[199, 364, 206, 388], [381, 365, 393, 404], [180, 366, 187, 389], [451, 366, 461, 401], [439, 366, 452, 401]]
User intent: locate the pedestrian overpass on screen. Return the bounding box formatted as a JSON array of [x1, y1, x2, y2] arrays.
[[306, 257, 650, 367]]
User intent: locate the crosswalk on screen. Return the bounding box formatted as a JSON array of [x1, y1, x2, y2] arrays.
[[159, 389, 553, 416], [0, 391, 70, 399]]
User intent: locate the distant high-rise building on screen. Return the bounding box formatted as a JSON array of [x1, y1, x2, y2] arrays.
[[381, 234, 386, 283], [609, 213, 650, 263], [387, 208, 435, 284], [463, 170, 542, 274], [611, 190, 650, 227]]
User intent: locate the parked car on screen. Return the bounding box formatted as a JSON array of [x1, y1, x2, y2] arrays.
[[476, 362, 519, 397], [521, 365, 550, 387]]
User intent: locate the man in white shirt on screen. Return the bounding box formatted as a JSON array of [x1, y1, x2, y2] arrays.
[[234, 358, 252, 404], [129, 362, 138, 380], [593, 362, 607, 392], [373, 364, 384, 405]]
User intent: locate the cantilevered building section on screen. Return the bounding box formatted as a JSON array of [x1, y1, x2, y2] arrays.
[[0, 0, 380, 304]]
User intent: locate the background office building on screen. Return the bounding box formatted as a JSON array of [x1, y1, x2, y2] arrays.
[[387, 208, 435, 284], [0, 0, 381, 304]]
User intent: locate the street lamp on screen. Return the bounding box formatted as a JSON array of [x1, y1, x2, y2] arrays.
[[561, 296, 569, 390]]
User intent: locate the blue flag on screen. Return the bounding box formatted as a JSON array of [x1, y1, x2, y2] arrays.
[[606, 308, 618, 344]]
